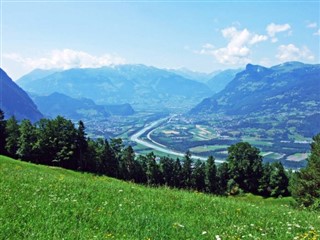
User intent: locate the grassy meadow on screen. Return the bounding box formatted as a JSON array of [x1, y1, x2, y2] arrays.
[[0, 155, 319, 240]]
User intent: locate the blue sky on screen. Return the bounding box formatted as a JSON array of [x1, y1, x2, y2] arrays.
[[1, 1, 319, 79]]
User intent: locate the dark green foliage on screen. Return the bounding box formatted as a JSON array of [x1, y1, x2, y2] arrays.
[[292, 134, 320, 208], [192, 159, 206, 191], [268, 162, 289, 197], [181, 151, 193, 188], [227, 142, 263, 194], [259, 162, 289, 197], [217, 162, 229, 194], [159, 156, 175, 186], [85, 139, 100, 172], [173, 159, 182, 188], [227, 179, 241, 195], [144, 152, 162, 185], [17, 119, 37, 161], [76, 120, 88, 171], [34, 116, 78, 168], [102, 140, 118, 178], [120, 145, 136, 181], [205, 156, 218, 193], [5, 116, 19, 158], [0, 109, 6, 155]]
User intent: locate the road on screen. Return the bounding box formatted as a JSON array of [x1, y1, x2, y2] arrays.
[[130, 116, 224, 163]]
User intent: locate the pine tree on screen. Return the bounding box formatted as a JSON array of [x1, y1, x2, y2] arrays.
[[205, 156, 218, 194], [103, 140, 118, 178], [159, 156, 175, 186], [217, 162, 229, 194], [120, 146, 136, 181], [258, 162, 272, 197], [76, 120, 88, 171], [268, 162, 289, 197], [292, 134, 320, 208], [145, 152, 161, 185], [181, 150, 193, 189], [192, 159, 206, 191], [173, 158, 182, 188]]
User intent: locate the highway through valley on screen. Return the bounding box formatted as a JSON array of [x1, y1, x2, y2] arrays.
[[130, 117, 224, 163]]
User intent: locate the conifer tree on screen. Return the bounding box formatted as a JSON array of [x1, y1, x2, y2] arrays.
[[192, 159, 206, 191], [159, 156, 175, 186], [145, 152, 161, 185], [181, 150, 193, 188], [292, 134, 320, 208], [205, 156, 218, 194], [173, 158, 182, 188], [76, 120, 88, 171]]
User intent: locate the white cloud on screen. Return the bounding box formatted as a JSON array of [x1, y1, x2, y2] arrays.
[[214, 27, 251, 65], [313, 29, 320, 36], [202, 43, 215, 49], [276, 44, 315, 62], [4, 49, 126, 70], [249, 34, 268, 45], [266, 23, 291, 39], [197, 27, 267, 65], [307, 22, 317, 28]]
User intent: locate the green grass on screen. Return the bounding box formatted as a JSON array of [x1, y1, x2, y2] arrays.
[[1, 155, 319, 240]]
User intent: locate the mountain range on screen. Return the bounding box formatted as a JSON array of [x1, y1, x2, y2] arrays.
[[190, 62, 320, 136], [206, 69, 242, 93], [191, 62, 319, 115], [32, 92, 134, 120], [0, 68, 42, 122], [17, 65, 213, 112]]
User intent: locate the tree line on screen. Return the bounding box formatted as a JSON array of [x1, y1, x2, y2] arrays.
[[0, 109, 319, 208]]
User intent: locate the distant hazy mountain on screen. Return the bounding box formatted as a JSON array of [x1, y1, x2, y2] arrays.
[[206, 69, 242, 93], [169, 68, 220, 83], [190, 62, 320, 117], [17, 65, 213, 112], [18, 68, 61, 85], [0, 68, 43, 122], [103, 103, 135, 116], [33, 92, 134, 120]]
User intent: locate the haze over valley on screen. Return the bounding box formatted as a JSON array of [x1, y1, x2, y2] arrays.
[[1, 60, 319, 169], [1, 1, 319, 169]]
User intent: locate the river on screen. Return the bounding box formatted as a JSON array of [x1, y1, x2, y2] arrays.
[[130, 116, 224, 163]]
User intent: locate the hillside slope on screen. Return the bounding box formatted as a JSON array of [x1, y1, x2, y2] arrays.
[[206, 68, 242, 93], [191, 62, 320, 116], [33, 92, 134, 119], [190, 62, 320, 137], [0, 68, 43, 122], [1, 155, 319, 239], [191, 62, 320, 115]]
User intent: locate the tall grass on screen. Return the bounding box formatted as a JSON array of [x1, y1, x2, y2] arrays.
[[0, 155, 319, 239]]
